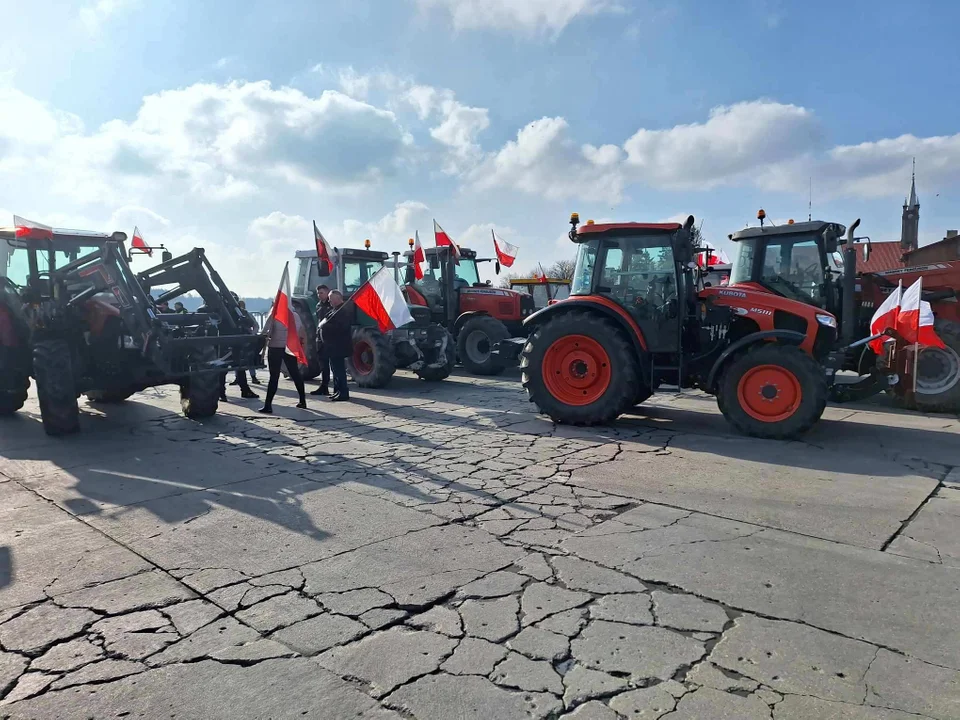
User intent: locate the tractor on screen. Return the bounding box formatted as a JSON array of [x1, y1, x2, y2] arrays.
[[400, 244, 536, 374], [726, 219, 960, 413], [517, 214, 905, 439], [0, 222, 264, 435], [291, 245, 453, 388], [509, 277, 571, 309]]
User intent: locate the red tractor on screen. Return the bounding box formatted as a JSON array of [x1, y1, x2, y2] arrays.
[[400, 244, 536, 374], [519, 214, 905, 439]]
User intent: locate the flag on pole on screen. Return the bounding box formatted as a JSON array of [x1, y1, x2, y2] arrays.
[[696, 248, 730, 267], [313, 221, 335, 274], [412, 231, 425, 281], [131, 226, 152, 256], [868, 281, 902, 354], [270, 262, 307, 364], [12, 215, 53, 240], [897, 278, 946, 348], [433, 219, 461, 262], [537, 263, 548, 283], [352, 267, 415, 332], [492, 230, 518, 268]]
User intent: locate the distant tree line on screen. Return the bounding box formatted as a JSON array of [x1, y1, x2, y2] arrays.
[[499, 259, 576, 288]]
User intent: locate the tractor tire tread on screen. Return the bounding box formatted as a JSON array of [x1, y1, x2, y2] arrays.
[[34, 339, 80, 436], [180, 347, 221, 419], [458, 315, 510, 376], [350, 327, 396, 388], [415, 330, 455, 382], [894, 318, 960, 413]]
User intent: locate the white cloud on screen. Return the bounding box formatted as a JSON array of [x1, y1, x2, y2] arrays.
[[341, 201, 432, 246], [415, 0, 619, 36], [471, 116, 626, 204], [79, 0, 139, 33], [622, 100, 823, 189]]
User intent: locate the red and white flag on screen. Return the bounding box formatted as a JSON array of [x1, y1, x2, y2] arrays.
[[412, 231, 425, 281], [12, 215, 53, 240], [434, 219, 460, 262], [697, 248, 730, 267], [868, 281, 902, 354], [492, 230, 518, 268], [270, 262, 307, 364], [352, 267, 414, 332], [537, 264, 548, 283], [131, 226, 152, 256], [897, 278, 946, 349], [313, 221, 335, 274]]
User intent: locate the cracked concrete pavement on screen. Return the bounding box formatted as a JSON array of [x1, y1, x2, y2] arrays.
[[1, 371, 958, 719]]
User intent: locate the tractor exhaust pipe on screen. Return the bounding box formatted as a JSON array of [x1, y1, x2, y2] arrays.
[[841, 218, 861, 344]]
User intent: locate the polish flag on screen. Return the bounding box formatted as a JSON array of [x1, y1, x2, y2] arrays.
[[897, 278, 946, 349], [313, 221, 335, 274], [131, 226, 152, 256], [537, 264, 548, 283], [868, 281, 902, 354], [434, 219, 461, 262], [697, 248, 730, 267], [412, 231, 425, 280], [492, 230, 518, 268], [12, 215, 53, 240], [352, 267, 414, 332], [270, 262, 307, 364]]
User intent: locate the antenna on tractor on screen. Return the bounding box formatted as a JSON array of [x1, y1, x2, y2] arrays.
[[808, 177, 812, 222]]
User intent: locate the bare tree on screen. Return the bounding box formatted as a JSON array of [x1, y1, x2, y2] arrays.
[[546, 259, 576, 280], [498, 271, 525, 288]]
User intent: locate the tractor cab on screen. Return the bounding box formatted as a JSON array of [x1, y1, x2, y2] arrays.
[[727, 221, 846, 317]]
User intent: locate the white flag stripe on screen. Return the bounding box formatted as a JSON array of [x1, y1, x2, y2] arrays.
[[370, 267, 414, 328], [494, 232, 518, 257]]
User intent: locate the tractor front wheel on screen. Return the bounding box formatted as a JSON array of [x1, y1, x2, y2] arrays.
[[717, 344, 827, 440], [34, 339, 80, 436], [180, 348, 221, 419], [521, 311, 637, 425], [416, 330, 455, 382], [458, 316, 510, 375], [349, 327, 396, 388]]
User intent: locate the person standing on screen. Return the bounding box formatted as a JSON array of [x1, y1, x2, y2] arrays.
[[259, 306, 307, 413], [232, 299, 261, 386], [319, 290, 353, 402], [310, 285, 332, 396], [197, 300, 258, 402]]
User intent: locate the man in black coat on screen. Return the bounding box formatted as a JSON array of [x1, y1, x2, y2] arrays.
[[319, 290, 353, 402], [310, 285, 332, 396]]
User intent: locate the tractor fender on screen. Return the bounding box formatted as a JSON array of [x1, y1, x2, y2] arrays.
[[523, 298, 648, 364], [453, 311, 489, 336], [706, 329, 806, 391]]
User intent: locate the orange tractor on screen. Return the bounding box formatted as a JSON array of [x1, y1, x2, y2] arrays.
[[518, 214, 906, 439]]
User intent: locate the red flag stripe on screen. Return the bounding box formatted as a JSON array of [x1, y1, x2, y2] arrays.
[[272, 263, 307, 364]]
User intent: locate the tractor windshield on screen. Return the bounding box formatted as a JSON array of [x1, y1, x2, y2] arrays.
[[343, 258, 384, 296], [571, 243, 598, 295], [730, 234, 827, 307], [453, 258, 480, 287]]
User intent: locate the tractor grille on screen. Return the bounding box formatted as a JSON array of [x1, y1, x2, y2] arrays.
[[519, 293, 536, 316], [774, 311, 808, 337]]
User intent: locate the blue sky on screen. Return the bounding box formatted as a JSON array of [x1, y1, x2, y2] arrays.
[[2, 0, 958, 294]]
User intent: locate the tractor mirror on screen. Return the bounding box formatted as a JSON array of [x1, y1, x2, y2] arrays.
[[315, 259, 331, 278], [822, 228, 839, 254], [495, 261, 501, 275], [862, 243, 871, 263], [162, 250, 173, 262]]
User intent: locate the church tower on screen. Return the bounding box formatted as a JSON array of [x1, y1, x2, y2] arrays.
[[901, 159, 919, 252]]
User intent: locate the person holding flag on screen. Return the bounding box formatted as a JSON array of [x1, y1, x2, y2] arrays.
[[259, 262, 308, 414]]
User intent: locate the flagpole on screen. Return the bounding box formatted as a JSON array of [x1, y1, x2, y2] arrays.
[[912, 277, 921, 393]]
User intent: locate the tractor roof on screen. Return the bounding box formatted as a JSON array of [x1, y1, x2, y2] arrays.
[[0, 227, 123, 245], [510, 278, 570, 286], [423, 246, 477, 259], [577, 222, 681, 235], [729, 221, 845, 242], [294, 247, 388, 261]]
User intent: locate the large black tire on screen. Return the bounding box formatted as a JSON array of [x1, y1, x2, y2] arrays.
[[896, 319, 960, 414], [717, 344, 827, 440], [348, 327, 396, 388], [457, 315, 510, 376], [34, 339, 80, 436], [85, 389, 135, 404], [415, 330, 455, 382], [180, 348, 220, 419], [521, 311, 637, 425], [0, 348, 29, 416], [0, 379, 29, 416]]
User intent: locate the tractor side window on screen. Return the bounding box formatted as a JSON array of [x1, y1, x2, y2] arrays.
[[602, 238, 677, 313], [4, 243, 31, 288], [759, 238, 825, 307], [571, 243, 597, 296], [600, 248, 624, 290]]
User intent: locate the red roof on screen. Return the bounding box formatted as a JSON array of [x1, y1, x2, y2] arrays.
[[578, 222, 681, 235], [858, 241, 906, 274]]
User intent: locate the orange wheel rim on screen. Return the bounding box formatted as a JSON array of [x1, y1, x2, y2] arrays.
[[736, 364, 802, 423], [542, 335, 612, 406]]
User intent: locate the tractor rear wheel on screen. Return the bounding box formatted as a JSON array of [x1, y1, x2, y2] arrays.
[[521, 311, 637, 425], [349, 327, 396, 388], [416, 330, 455, 382], [717, 343, 827, 439], [34, 339, 80, 436], [896, 319, 960, 413], [0, 349, 29, 416], [458, 316, 509, 375], [180, 347, 220, 419]]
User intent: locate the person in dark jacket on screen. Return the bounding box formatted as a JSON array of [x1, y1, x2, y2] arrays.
[[309, 285, 332, 396], [319, 290, 353, 401]]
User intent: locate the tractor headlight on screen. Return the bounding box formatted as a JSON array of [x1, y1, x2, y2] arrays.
[[816, 313, 837, 328]]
